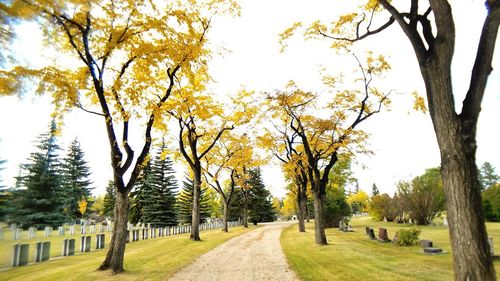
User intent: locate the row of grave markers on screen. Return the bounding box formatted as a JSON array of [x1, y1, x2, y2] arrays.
[[9, 221, 240, 268]]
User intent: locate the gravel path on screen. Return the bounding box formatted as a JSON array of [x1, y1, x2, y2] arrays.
[[168, 221, 299, 281]]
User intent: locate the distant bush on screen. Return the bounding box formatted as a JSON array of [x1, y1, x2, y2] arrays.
[[396, 227, 421, 246]]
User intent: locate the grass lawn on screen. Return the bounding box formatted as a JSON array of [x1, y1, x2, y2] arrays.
[[0, 225, 256, 281], [281, 217, 500, 281]]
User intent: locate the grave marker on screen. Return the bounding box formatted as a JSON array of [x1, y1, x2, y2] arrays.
[[368, 228, 376, 240], [96, 234, 105, 249], [69, 225, 75, 235], [44, 226, 52, 237], [63, 239, 76, 256], [81, 236, 91, 252], [28, 227, 37, 239], [58, 226, 65, 236], [35, 241, 51, 262], [13, 228, 22, 240], [378, 228, 390, 242], [420, 240, 433, 248], [12, 243, 29, 267]]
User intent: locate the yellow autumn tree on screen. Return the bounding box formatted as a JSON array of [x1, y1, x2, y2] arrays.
[[266, 53, 390, 245], [166, 89, 255, 240], [1, 0, 238, 273], [281, 1, 499, 279], [347, 190, 369, 214]]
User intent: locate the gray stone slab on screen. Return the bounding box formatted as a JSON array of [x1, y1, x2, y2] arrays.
[[424, 247, 443, 254]]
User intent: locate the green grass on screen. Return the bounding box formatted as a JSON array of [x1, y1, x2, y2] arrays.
[[281, 217, 500, 281], [0, 225, 256, 281]]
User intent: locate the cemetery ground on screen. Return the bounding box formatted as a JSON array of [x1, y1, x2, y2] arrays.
[[0, 225, 257, 280], [281, 216, 500, 281]]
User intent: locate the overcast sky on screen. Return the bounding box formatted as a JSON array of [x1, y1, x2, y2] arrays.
[[0, 0, 499, 197]]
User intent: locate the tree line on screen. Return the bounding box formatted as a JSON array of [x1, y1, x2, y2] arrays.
[[0, 121, 277, 229]]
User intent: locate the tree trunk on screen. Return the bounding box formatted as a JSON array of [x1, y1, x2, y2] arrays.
[[297, 191, 307, 232], [190, 167, 201, 241], [242, 190, 248, 228], [422, 64, 495, 280], [98, 190, 129, 273], [222, 200, 229, 232], [313, 188, 327, 245], [305, 202, 310, 222]]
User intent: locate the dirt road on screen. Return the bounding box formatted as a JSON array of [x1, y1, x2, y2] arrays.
[[168, 222, 299, 281]]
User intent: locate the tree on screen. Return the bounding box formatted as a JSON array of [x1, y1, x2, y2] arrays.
[[290, 1, 499, 278], [347, 190, 369, 214], [483, 184, 500, 222], [2, 0, 237, 273], [102, 181, 115, 219], [177, 178, 211, 225], [142, 141, 178, 227], [248, 168, 276, 224], [0, 158, 9, 221], [280, 191, 298, 219], [371, 183, 380, 196], [10, 121, 66, 228], [479, 162, 499, 191], [368, 193, 398, 222], [60, 138, 93, 221], [397, 167, 446, 225], [324, 156, 354, 227], [266, 54, 390, 244], [128, 160, 152, 225]]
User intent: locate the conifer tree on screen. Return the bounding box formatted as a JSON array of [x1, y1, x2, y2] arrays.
[[61, 138, 94, 221], [11, 121, 66, 228], [128, 161, 152, 224], [177, 178, 211, 224], [102, 181, 116, 218], [142, 142, 178, 227], [248, 168, 276, 224], [0, 158, 9, 221]]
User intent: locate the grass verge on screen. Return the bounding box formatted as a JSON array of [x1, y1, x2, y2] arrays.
[[0, 225, 256, 281], [281, 217, 500, 281]]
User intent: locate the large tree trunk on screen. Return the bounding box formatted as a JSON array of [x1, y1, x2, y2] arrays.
[[222, 200, 229, 232], [312, 188, 327, 245], [99, 190, 129, 273], [242, 189, 249, 228], [297, 190, 307, 232], [423, 64, 495, 281], [190, 167, 201, 241]]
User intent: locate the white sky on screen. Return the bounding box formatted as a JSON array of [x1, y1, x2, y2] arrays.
[[0, 0, 499, 198]]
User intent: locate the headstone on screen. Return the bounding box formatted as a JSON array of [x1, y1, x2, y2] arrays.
[[81, 224, 86, 235], [44, 226, 52, 237], [80, 235, 91, 252], [420, 240, 433, 248], [69, 225, 75, 235], [378, 228, 390, 241], [365, 226, 371, 236], [142, 228, 148, 240], [147, 223, 151, 229], [133, 229, 139, 241], [58, 226, 65, 236], [368, 228, 376, 240], [13, 228, 22, 240], [63, 239, 76, 256], [98, 225, 104, 233], [0, 226, 3, 240], [424, 247, 443, 254], [28, 227, 37, 239], [35, 241, 51, 262], [107, 224, 113, 232], [89, 225, 95, 234], [151, 228, 156, 238], [338, 221, 344, 231], [10, 224, 17, 231], [12, 243, 29, 267], [96, 234, 105, 249]]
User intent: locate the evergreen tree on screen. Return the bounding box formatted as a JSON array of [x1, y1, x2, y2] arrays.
[[142, 143, 178, 227], [102, 181, 115, 218], [177, 178, 211, 224], [371, 183, 380, 196], [248, 168, 276, 224], [0, 158, 9, 221], [128, 161, 152, 224], [479, 162, 499, 191], [227, 186, 244, 221], [10, 121, 66, 228], [60, 138, 94, 221]]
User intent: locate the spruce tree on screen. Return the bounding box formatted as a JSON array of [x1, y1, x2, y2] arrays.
[[0, 158, 9, 221], [177, 178, 211, 224], [102, 181, 116, 218], [128, 161, 152, 224], [11, 121, 66, 228], [371, 183, 380, 196], [248, 168, 276, 224], [61, 138, 94, 221], [142, 142, 178, 227]]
